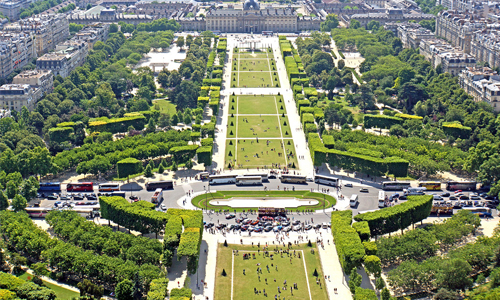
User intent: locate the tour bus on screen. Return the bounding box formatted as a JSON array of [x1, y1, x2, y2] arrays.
[[145, 180, 173, 191], [66, 182, 94, 192], [209, 174, 238, 185], [38, 182, 61, 194], [25, 207, 52, 218], [98, 183, 120, 192], [418, 181, 442, 191], [446, 181, 477, 191], [244, 173, 269, 182], [382, 181, 411, 191], [350, 194, 359, 207], [236, 176, 263, 186], [112, 191, 126, 197], [151, 188, 163, 203], [462, 207, 492, 217], [378, 191, 386, 208], [262, 31, 274, 36], [198, 172, 210, 180], [403, 187, 427, 196], [279, 174, 307, 184], [314, 175, 339, 187]]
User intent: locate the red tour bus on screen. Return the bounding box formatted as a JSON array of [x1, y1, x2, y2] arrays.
[[66, 182, 94, 192]]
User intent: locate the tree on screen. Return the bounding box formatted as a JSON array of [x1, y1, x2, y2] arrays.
[[350, 19, 361, 29], [0, 191, 8, 210], [20, 177, 39, 201], [171, 114, 179, 125], [145, 118, 156, 134], [6, 181, 18, 199], [109, 23, 118, 33], [320, 14, 339, 32], [115, 279, 133, 300], [12, 194, 27, 212], [375, 276, 386, 290], [435, 259, 473, 291], [349, 268, 362, 294], [366, 20, 380, 31], [171, 162, 178, 172], [185, 160, 193, 170], [144, 164, 153, 177], [337, 59, 345, 70], [176, 36, 185, 49], [381, 288, 392, 300], [158, 164, 165, 174]]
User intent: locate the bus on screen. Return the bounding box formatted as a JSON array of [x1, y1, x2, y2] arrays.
[[382, 181, 411, 191], [98, 183, 120, 192], [279, 174, 307, 184], [418, 181, 442, 191], [151, 188, 163, 203], [314, 175, 339, 187], [403, 187, 427, 196], [462, 207, 492, 217], [262, 31, 273, 36], [236, 176, 262, 186], [67, 182, 94, 192], [146, 180, 174, 191], [244, 173, 269, 182], [378, 191, 386, 208], [209, 174, 238, 185], [446, 181, 477, 191], [25, 207, 52, 218], [38, 182, 61, 194], [198, 172, 209, 180]]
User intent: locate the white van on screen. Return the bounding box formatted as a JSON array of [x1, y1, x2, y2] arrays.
[[378, 191, 386, 208], [350, 194, 359, 207]]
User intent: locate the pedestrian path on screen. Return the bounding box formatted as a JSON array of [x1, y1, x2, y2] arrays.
[[317, 242, 353, 300]]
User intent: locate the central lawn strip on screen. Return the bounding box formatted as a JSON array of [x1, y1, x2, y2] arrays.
[[214, 243, 329, 300], [192, 191, 336, 212], [238, 52, 270, 59], [236, 115, 281, 138], [237, 95, 284, 114], [239, 59, 271, 72], [237, 71, 274, 88], [225, 139, 288, 169]]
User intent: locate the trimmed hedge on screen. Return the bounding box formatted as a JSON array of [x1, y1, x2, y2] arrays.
[[308, 133, 328, 166], [196, 146, 212, 166], [323, 135, 335, 149], [304, 123, 318, 134], [352, 221, 370, 241], [354, 195, 433, 236], [201, 138, 213, 147], [169, 145, 199, 163], [117, 157, 143, 178], [190, 131, 201, 142], [363, 241, 377, 256], [331, 211, 365, 271], [302, 113, 315, 125], [354, 287, 377, 300], [395, 113, 423, 121], [442, 121, 472, 138], [48, 126, 74, 144], [201, 122, 215, 138], [364, 114, 403, 129], [89, 115, 146, 134], [99, 196, 169, 234]]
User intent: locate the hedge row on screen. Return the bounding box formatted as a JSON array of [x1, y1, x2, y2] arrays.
[[88, 115, 147, 134], [331, 211, 366, 271], [442, 121, 472, 138], [395, 113, 423, 120], [352, 221, 370, 241], [169, 145, 199, 164], [354, 195, 433, 236], [363, 114, 403, 129], [117, 157, 143, 178], [99, 196, 169, 234]]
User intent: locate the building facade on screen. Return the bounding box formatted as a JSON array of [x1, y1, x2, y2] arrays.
[[420, 38, 476, 76], [0, 84, 41, 111], [436, 10, 487, 54], [0, 32, 35, 79], [470, 28, 500, 69], [36, 41, 88, 78], [459, 67, 500, 111], [72, 22, 109, 49], [0, 0, 30, 20], [68, 8, 153, 25], [346, 9, 435, 27], [396, 22, 435, 49], [3, 14, 70, 56], [13, 69, 53, 94]]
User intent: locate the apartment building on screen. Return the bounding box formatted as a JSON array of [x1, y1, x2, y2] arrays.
[[420, 38, 476, 75], [72, 22, 109, 49], [0, 0, 31, 20], [36, 41, 88, 78], [0, 84, 41, 111], [345, 9, 435, 27], [3, 14, 69, 55], [470, 27, 500, 69], [396, 22, 435, 49], [436, 10, 487, 54], [459, 66, 500, 111], [13, 69, 53, 94], [0, 32, 35, 79]]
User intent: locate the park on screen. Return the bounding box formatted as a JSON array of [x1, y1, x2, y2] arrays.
[[214, 243, 329, 300], [225, 95, 297, 169], [231, 49, 280, 88]]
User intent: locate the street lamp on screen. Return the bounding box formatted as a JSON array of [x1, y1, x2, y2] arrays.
[[323, 193, 325, 213]]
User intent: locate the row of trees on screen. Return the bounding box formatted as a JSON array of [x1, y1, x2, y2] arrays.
[[0, 211, 162, 294]]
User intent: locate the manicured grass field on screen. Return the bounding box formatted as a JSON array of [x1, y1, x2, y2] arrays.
[[225, 94, 297, 169], [192, 191, 336, 212], [230, 50, 279, 88], [18, 272, 80, 300], [214, 243, 329, 300], [152, 99, 177, 115]]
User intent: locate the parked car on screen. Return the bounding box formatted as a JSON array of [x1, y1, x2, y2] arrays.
[[129, 195, 138, 201], [273, 226, 282, 232], [47, 194, 58, 200], [344, 183, 353, 187], [460, 195, 470, 200], [360, 188, 369, 193], [441, 192, 450, 197], [292, 225, 301, 231], [470, 195, 481, 200], [264, 226, 273, 232], [251, 220, 259, 225], [305, 224, 313, 230], [292, 220, 301, 225], [281, 221, 290, 227], [225, 213, 236, 219], [449, 195, 458, 200], [282, 226, 292, 232]]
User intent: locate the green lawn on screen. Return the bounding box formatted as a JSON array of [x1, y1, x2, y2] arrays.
[[238, 59, 271, 72], [229, 95, 286, 115], [18, 272, 80, 300], [230, 51, 279, 88], [225, 139, 288, 169], [152, 99, 177, 115], [235, 116, 281, 138], [235, 71, 276, 88], [214, 243, 329, 300], [237, 52, 270, 59]]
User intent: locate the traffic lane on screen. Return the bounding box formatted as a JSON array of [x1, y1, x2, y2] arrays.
[[339, 185, 380, 213]]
